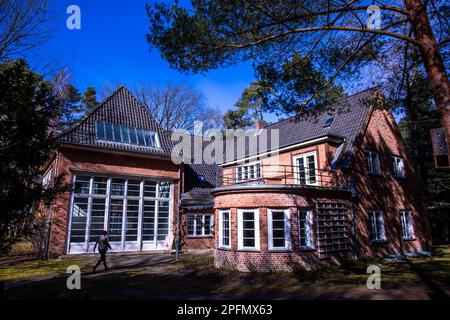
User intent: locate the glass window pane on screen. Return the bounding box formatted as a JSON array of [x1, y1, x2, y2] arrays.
[[127, 180, 141, 197], [158, 181, 170, 198], [111, 178, 125, 196], [195, 215, 203, 235], [142, 200, 155, 241], [120, 127, 129, 144], [129, 128, 137, 144], [144, 181, 157, 197], [125, 199, 139, 241], [136, 129, 145, 145], [144, 132, 155, 147], [109, 199, 124, 242], [89, 198, 106, 241], [70, 197, 88, 243], [74, 176, 90, 194], [157, 201, 170, 241], [204, 215, 211, 235], [105, 123, 113, 141], [92, 177, 107, 195], [96, 122, 105, 140], [187, 216, 195, 236], [113, 124, 122, 142]]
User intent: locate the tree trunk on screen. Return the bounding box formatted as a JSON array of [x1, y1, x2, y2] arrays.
[[405, 0, 450, 165]]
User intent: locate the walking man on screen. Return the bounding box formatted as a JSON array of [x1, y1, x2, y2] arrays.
[[93, 230, 112, 272]]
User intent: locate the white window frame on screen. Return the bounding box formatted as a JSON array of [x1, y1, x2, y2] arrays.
[[235, 162, 261, 182], [365, 150, 381, 175], [67, 174, 173, 253], [293, 151, 318, 186], [298, 209, 314, 250], [267, 209, 291, 251], [186, 214, 214, 237], [392, 156, 406, 178], [400, 211, 415, 240], [218, 209, 231, 249], [237, 209, 260, 251], [369, 210, 386, 242]]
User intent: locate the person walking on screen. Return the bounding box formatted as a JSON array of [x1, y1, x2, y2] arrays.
[[93, 230, 112, 272]]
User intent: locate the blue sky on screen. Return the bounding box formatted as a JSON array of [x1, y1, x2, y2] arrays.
[[29, 0, 255, 117]]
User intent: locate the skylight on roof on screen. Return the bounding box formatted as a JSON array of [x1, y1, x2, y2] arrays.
[[323, 117, 334, 127], [95, 121, 160, 148]]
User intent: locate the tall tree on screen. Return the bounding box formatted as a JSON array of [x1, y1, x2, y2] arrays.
[[223, 107, 253, 130], [134, 82, 206, 131], [81, 86, 98, 113], [0, 0, 50, 62], [52, 69, 82, 129], [146, 0, 450, 159], [0, 59, 62, 254]]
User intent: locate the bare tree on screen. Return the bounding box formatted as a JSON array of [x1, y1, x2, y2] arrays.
[[134, 82, 206, 131], [0, 0, 50, 62]]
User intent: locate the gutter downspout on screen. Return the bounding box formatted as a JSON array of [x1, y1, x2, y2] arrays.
[[175, 163, 183, 261], [45, 151, 59, 259]]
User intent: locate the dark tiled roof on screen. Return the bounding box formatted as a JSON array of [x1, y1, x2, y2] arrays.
[[182, 161, 218, 205], [221, 88, 376, 165], [58, 86, 173, 156]]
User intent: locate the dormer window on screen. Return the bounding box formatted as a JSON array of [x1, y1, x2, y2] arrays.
[[96, 121, 160, 148], [323, 117, 334, 127]]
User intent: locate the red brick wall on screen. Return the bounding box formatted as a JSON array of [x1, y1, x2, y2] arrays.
[[47, 146, 179, 257], [352, 108, 432, 257]]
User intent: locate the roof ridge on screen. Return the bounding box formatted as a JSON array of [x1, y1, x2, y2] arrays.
[[57, 86, 127, 138], [265, 87, 378, 129]]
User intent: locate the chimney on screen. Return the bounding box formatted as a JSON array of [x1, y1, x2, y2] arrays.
[[254, 120, 263, 135], [255, 120, 262, 131]]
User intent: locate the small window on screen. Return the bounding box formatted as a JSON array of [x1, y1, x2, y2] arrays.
[[219, 210, 231, 249], [236, 163, 261, 182], [392, 156, 405, 178], [400, 211, 414, 240], [294, 152, 317, 185], [323, 117, 334, 127], [238, 209, 260, 251], [186, 214, 214, 237], [268, 209, 291, 251], [369, 211, 386, 242], [298, 209, 313, 249], [365, 151, 381, 175]]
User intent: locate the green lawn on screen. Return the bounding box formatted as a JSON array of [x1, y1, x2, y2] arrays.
[[2, 246, 449, 300]]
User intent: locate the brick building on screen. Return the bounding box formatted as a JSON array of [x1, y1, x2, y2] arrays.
[[43, 87, 431, 271]]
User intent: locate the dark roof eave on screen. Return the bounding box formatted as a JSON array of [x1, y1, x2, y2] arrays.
[[58, 142, 181, 162]]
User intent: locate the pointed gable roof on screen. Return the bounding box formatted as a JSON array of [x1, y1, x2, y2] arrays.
[[58, 86, 173, 157]]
